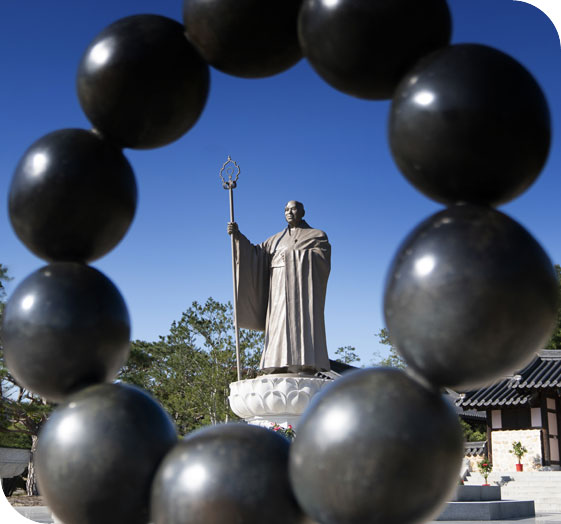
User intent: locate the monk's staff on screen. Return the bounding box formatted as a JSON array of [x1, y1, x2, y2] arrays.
[[220, 156, 241, 381]]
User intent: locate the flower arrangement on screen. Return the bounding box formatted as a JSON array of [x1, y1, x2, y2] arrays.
[[477, 459, 493, 485], [270, 423, 296, 441]]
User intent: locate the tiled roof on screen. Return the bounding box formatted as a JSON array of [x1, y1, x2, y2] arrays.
[[511, 352, 561, 389], [464, 441, 487, 457], [456, 350, 561, 409], [445, 389, 487, 419]]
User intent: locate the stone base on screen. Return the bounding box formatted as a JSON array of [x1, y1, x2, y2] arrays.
[[436, 500, 535, 521], [229, 374, 331, 429], [452, 485, 501, 502]]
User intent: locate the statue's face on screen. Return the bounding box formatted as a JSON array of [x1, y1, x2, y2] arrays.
[[285, 201, 304, 226]]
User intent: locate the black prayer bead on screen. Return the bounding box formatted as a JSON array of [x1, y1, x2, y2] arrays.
[[2, 263, 131, 402], [36, 383, 178, 524], [384, 205, 558, 389], [290, 367, 464, 524], [298, 0, 451, 100], [389, 44, 551, 205], [77, 14, 210, 149], [151, 423, 305, 524], [183, 0, 302, 78], [9, 128, 137, 263]]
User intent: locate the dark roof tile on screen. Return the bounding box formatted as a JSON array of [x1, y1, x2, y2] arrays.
[[456, 350, 561, 409]]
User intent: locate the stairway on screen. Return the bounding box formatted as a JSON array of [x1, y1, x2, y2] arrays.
[[463, 471, 561, 513]]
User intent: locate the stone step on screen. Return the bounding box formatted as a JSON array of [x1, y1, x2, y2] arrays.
[[538, 504, 561, 511], [481, 489, 561, 497], [467, 471, 561, 476], [499, 483, 561, 489], [465, 477, 561, 483], [436, 500, 535, 521], [466, 473, 561, 479], [465, 482, 561, 489], [502, 491, 561, 497], [462, 471, 561, 513], [465, 476, 561, 485], [501, 485, 561, 489]]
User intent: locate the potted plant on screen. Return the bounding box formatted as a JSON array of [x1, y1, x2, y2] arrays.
[[478, 459, 493, 486], [510, 441, 528, 471]]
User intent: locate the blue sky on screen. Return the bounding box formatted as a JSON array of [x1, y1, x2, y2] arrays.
[[1, 0, 560, 365]]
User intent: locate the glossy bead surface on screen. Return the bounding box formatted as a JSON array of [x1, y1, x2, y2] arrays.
[[384, 205, 558, 389], [298, 0, 451, 100], [290, 367, 463, 524], [389, 44, 550, 205], [77, 15, 210, 149], [9, 129, 136, 262], [151, 423, 305, 524], [2, 263, 130, 402], [183, 0, 302, 78], [36, 383, 177, 524]]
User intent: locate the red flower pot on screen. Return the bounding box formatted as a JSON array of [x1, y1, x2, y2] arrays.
[[516, 463, 523, 472]]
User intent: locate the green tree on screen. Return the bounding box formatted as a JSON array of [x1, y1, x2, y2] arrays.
[[334, 345, 361, 365], [546, 264, 561, 349], [373, 327, 406, 369], [118, 298, 263, 435], [460, 419, 487, 442], [0, 265, 53, 495], [0, 263, 11, 318]]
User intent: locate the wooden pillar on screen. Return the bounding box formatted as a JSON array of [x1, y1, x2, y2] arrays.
[[541, 394, 551, 466], [486, 410, 493, 462]]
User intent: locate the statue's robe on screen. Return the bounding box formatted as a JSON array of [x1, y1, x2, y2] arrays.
[[234, 220, 331, 371]]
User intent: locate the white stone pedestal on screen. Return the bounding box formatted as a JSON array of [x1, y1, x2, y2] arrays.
[[229, 374, 331, 429]]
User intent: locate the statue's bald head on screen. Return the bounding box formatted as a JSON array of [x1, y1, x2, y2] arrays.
[[285, 201, 305, 227]]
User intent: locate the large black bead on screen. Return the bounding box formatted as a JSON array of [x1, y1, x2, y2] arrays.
[[290, 368, 463, 524], [2, 263, 130, 402], [298, 0, 451, 100], [77, 15, 210, 149], [183, 0, 302, 78], [36, 383, 177, 524], [384, 205, 558, 389], [9, 129, 136, 262], [389, 44, 551, 205], [151, 423, 305, 524]]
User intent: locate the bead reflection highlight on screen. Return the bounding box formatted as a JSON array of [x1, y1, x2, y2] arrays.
[[413, 90, 435, 106], [56, 413, 83, 445], [27, 152, 48, 176], [20, 294, 35, 311], [415, 255, 435, 277], [321, 405, 353, 441], [88, 40, 113, 67], [179, 463, 208, 492]]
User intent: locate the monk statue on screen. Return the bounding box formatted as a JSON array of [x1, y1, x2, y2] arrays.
[[227, 200, 331, 374]]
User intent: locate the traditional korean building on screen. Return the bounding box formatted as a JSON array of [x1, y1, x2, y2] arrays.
[[456, 350, 561, 471]]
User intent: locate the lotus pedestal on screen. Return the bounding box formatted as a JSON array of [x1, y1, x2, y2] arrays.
[[229, 374, 331, 429]]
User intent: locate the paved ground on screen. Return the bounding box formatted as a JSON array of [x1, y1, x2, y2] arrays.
[[11, 507, 561, 524], [14, 506, 54, 523], [435, 517, 561, 524]]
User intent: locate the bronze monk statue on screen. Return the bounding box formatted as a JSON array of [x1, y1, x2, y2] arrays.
[[228, 200, 330, 374]]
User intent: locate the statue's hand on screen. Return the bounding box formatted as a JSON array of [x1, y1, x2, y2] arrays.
[[227, 222, 239, 236]]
